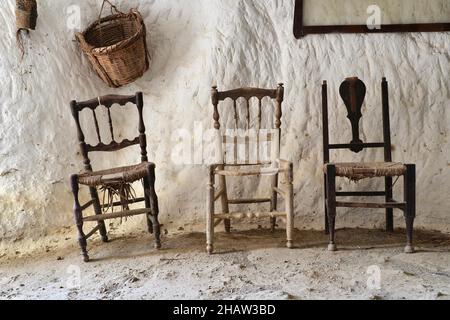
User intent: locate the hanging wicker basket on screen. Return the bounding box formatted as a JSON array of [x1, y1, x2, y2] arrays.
[[75, 0, 150, 88], [16, 0, 38, 30], [16, 0, 38, 60]]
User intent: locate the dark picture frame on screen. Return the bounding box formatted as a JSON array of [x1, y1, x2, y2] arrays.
[[294, 0, 450, 39]]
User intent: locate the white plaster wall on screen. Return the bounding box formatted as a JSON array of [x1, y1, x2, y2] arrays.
[[0, 0, 449, 241]]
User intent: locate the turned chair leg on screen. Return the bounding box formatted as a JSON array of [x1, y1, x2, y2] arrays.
[[206, 166, 215, 254], [270, 174, 279, 233], [324, 175, 329, 235], [71, 175, 89, 262], [218, 172, 231, 233], [285, 166, 294, 249], [143, 177, 154, 234], [148, 213, 161, 250], [90, 187, 108, 243], [326, 165, 337, 252], [224, 218, 231, 234], [404, 164, 416, 254], [270, 217, 277, 233], [146, 164, 161, 249], [385, 177, 394, 232]]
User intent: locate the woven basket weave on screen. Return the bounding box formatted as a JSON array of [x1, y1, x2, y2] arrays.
[[76, 1, 150, 88], [16, 0, 38, 60], [16, 0, 38, 31]]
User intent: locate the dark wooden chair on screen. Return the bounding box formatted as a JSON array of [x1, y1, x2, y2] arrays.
[[70, 92, 160, 262], [207, 84, 294, 254], [322, 77, 416, 254]]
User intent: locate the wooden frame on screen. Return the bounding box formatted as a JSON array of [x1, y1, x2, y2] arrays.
[[322, 77, 416, 253], [294, 0, 450, 38], [206, 84, 295, 254], [70, 92, 161, 262]]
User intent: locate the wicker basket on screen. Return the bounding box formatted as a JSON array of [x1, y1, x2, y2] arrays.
[[76, 1, 150, 88], [16, 0, 38, 60], [16, 0, 38, 31]]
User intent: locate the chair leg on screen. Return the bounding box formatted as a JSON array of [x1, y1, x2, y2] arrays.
[[285, 167, 294, 249], [146, 164, 161, 250], [324, 175, 329, 235], [218, 172, 231, 233], [326, 165, 337, 252], [404, 165, 416, 254], [270, 174, 278, 232], [148, 214, 161, 250], [143, 177, 154, 234], [90, 187, 108, 243], [224, 218, 231, 234], [71, 175, 89, 262], [206, 166, 215, 254], [385, 177, 394, 232]]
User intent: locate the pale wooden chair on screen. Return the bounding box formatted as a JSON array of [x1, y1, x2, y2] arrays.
[[206, 84, 294, 254]]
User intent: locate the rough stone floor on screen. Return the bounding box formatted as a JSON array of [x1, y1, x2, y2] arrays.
[[1, 228, 449, 300]]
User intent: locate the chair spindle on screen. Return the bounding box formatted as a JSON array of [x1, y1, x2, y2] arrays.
[[107, 108, 115, 142], [92, 109, 102, 144]]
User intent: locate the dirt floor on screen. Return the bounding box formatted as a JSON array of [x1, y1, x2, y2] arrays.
[[1, 226, 450, 300]]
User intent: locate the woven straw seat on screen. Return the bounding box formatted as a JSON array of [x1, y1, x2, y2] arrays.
[[78, 162, 151, 187], [326, 162, 407, 181], [215, 165, 286, 177]]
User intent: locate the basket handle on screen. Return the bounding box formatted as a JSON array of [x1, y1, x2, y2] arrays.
[[98, 0, 125, 21]]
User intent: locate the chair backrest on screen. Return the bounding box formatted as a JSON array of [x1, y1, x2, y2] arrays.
[[322, 77, 393, 164], [70, 92, 148, 172], [211, 84, 284, 165]]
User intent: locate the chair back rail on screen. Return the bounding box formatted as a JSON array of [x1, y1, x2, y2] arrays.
[[70, 92, 148, 172], [322, 77, 392, 164], [211, 84, 284, 165]]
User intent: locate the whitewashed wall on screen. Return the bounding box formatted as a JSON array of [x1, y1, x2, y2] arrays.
[[0, 0, 449, 241]]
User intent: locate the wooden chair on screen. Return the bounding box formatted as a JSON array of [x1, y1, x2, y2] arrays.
[[70, 92, 160, 262], [322, 77, 416, 254], [206, 84, 294, 254]]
